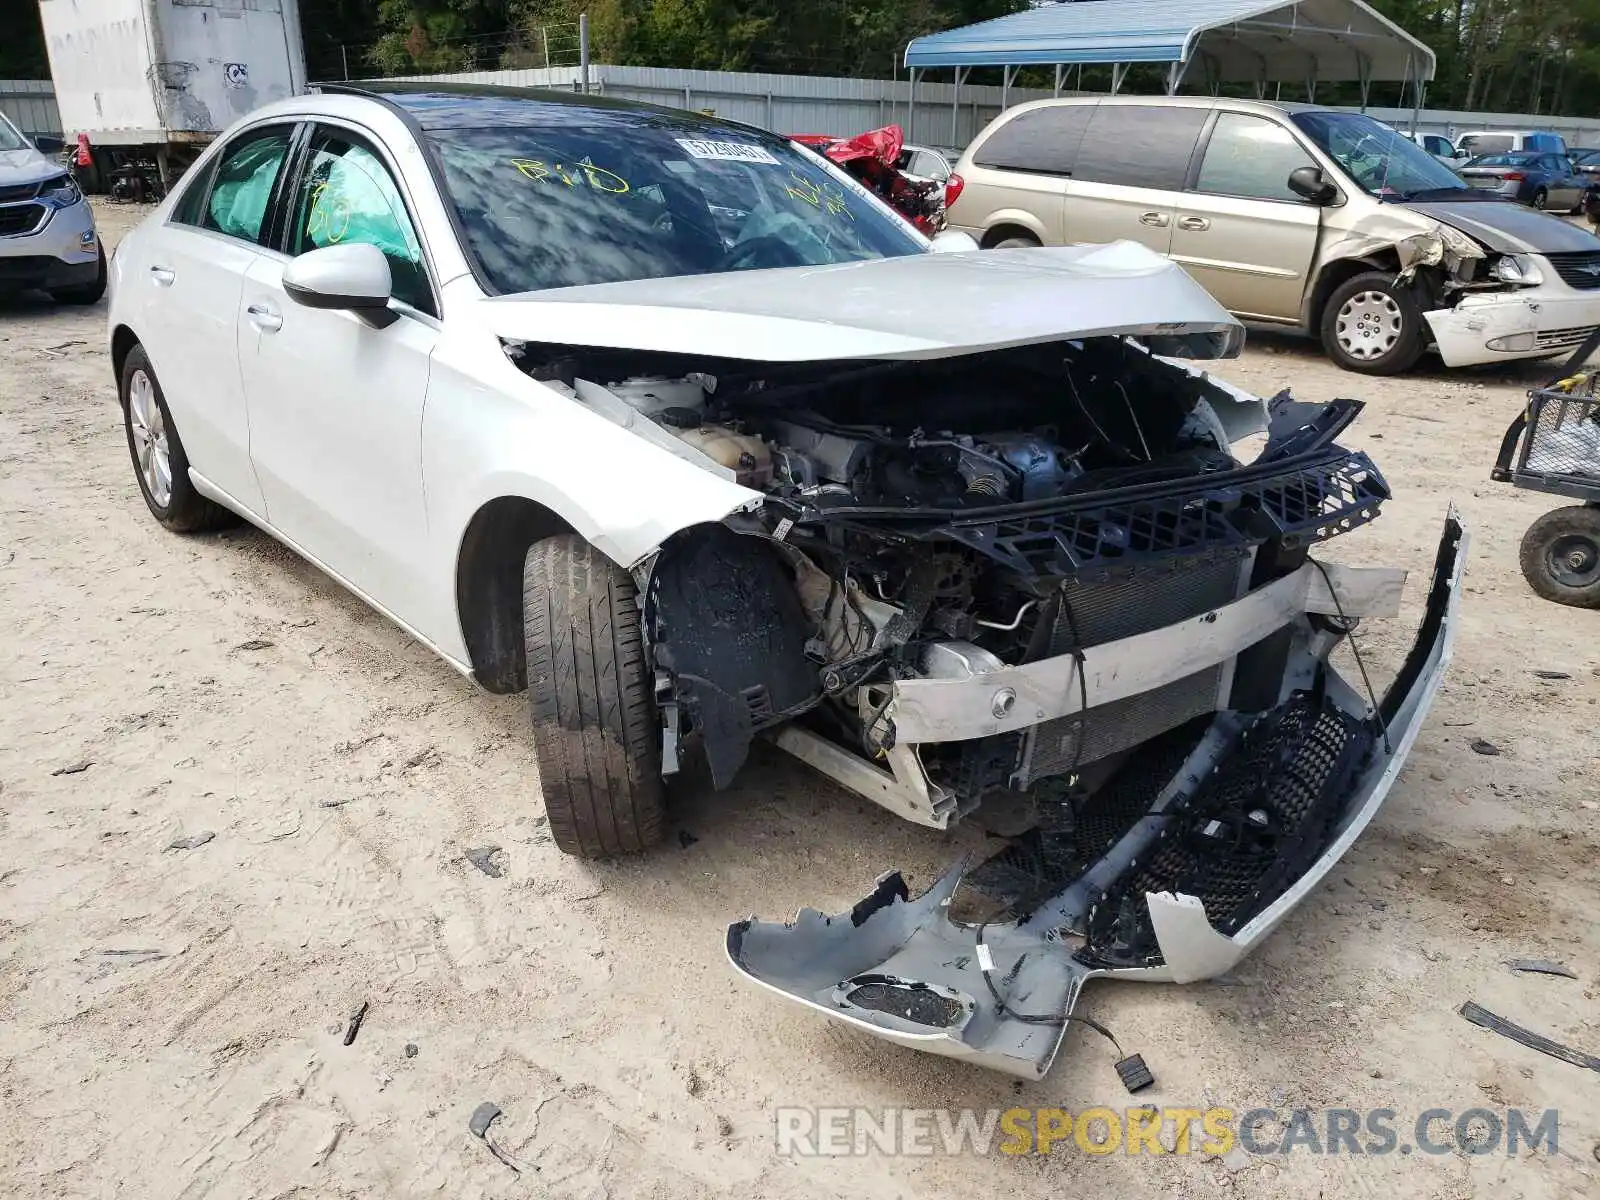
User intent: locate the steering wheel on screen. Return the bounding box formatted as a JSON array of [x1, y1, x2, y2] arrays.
[[723, 235, 798, 271]]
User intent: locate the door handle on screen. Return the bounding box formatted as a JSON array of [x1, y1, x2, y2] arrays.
[[1139, 211, 1170, 228], [245, 303, 283, 333], [149, 265, 175, 286], [1177, 215, 1211, 231]]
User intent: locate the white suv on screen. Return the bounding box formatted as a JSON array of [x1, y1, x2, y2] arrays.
[[0, 109, 103, 303]]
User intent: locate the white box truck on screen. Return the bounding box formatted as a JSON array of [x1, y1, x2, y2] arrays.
[[38, 0, 306, 193]]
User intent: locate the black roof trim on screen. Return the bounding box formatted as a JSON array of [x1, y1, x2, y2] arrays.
[[310, 79, 773, 138]]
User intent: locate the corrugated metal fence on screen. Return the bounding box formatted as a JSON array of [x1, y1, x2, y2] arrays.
[[0, 80, 62, 136], [389, 64, 1600, 151], [388, 64, 1051, 151], [12, 63, 1600, 151]]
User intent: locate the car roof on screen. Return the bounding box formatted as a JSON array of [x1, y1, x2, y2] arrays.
[[990, 94, 1399, 123], [316, 80, 773, 139]]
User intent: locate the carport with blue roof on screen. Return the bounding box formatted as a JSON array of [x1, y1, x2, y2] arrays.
[[902, 0, 1436, 146]]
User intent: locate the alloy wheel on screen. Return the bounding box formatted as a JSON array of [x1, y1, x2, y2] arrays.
[[127, 369, 173, 508]]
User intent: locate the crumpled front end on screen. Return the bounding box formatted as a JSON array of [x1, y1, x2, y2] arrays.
[[727, 512, 1465, 1079]]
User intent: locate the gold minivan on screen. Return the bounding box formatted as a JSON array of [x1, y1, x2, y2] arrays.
[[946, 96, 1600, 374]]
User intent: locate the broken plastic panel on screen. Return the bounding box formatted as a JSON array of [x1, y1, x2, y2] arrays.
[[726, 513, 1466, 1079]]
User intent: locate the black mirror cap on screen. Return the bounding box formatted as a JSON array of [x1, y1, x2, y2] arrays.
[[1288, 165, 1338, 205], [283, 278, 399, 328], [32, 134, 65, 154]]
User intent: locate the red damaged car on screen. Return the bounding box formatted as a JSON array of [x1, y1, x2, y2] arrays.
[[791, 125, 951, 236]]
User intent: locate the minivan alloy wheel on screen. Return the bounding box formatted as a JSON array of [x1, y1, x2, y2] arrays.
[[126, 368, 173, 508], [1335, 291, 1404, 361]]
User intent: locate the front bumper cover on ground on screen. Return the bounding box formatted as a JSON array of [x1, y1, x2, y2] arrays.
[[726, 512, 1466, 1079]]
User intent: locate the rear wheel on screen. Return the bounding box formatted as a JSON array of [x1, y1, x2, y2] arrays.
[[119, 345, 237, 532], [992, 235, 1040, 249], [523, 535, 666, 858], [1519, 506, 1600, 607], [1532, 187, 1549, 209], [1320, 271, 1426, 375]]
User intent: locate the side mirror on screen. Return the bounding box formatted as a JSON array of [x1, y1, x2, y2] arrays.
[[1287, 165, 1338, 205], [282, 243, 398, 328], [31, 134, 64, 154], [930, 229, 979, 253]]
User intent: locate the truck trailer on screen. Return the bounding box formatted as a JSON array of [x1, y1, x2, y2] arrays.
[[38, 0, 306, 193]]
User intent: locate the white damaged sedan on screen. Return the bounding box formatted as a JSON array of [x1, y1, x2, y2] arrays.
[[109, 83, 1464, 1079]]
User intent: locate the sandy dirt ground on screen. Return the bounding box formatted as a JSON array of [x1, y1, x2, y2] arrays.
[[1, 199, 1598, 1199]]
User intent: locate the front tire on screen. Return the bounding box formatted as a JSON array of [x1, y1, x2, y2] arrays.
[[1320, 271, 1427, 375], [991, 235, 1041, 249], [119, 345, 237, 532], [523, 535, 666, 858], [1519, 506, 1600, 607]]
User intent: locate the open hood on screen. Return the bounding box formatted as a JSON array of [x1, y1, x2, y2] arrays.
[[1406, 198, 1600, 255], [479, 241, 1245, 363]]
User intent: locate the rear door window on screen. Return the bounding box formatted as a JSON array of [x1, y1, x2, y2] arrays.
[[1074, 105, 1209, 190], [170, 156, 219, 227], [971, 105, 1093, 176], [201, 126, 295, 244], [912, 150, 949, 180]]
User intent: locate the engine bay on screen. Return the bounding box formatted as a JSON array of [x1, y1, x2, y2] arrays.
[[508, 335, 1389, 822], [517, 339, 1249, 513]]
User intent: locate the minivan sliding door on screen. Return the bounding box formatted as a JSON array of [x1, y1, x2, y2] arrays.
[[1060, 104, 1208, 255]]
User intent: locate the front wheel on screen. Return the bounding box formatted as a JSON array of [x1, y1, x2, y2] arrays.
[[1320, 271, 1427, 375], [523, 535, 666, 858], [1519, 506, 1600, 607]]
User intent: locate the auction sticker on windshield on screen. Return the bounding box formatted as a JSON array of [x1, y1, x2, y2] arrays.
[[675, 138, 780, 164]]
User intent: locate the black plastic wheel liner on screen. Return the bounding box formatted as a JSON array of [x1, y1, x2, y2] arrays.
[[648, 525, 820, 788]]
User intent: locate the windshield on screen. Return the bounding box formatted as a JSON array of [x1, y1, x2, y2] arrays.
[[424, 113, 926, 295], [0, 113, 29, 152], [1290, 111, 1467, 200]]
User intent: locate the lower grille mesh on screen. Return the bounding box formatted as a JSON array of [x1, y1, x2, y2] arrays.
[[1081, 692, 1373, 968]]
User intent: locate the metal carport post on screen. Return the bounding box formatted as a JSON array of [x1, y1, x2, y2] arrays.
[[907, 66, 918, 142], [953, 66, 968, 147]]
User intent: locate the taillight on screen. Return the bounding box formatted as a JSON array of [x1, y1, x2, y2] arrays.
[[1504, 172, 1526, 182], [944, 172, 965, 208]]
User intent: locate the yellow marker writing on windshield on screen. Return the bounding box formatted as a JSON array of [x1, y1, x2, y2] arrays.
[[785, 170, 852, 220], [510, 157, 631, 194]]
